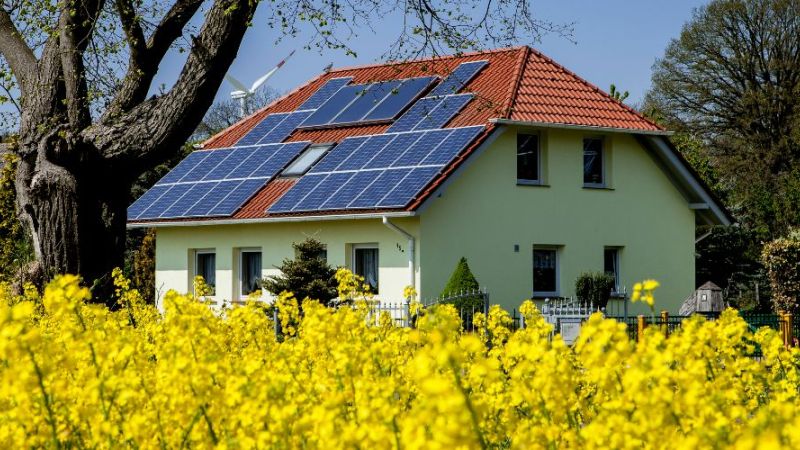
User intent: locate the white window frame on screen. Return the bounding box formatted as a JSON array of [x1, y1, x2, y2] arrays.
[[281, 144, 332, 177], [517, 133, 542, 185], [351, 243, 379, 294], [583, 137, 606, 188], [239, 247, 263, 298], [194, 249, 216, 296], [532, 246, 560, 298]]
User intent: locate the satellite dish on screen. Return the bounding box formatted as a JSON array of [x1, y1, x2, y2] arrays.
[[226, 50, 296, 117]]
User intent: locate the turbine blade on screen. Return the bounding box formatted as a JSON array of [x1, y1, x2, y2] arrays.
[[250, 50, 296, 92], [225, 74, 248, 93]]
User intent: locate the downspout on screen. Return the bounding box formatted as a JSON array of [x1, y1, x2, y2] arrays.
[[382, 216, 415, 290]]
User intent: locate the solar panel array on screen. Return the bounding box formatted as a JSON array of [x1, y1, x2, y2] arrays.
[[130, 59, 492, 221], [299, 76, 436, 129], [268, 126, 484, 213], [128, 142, 310, 220], [428, 60, 488, 97]]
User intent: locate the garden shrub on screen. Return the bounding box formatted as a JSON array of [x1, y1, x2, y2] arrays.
[[762, 229, 800, 313], [262, 238, 338, 304], [575, 271, 616, 309], [440, 256, 484, 311]]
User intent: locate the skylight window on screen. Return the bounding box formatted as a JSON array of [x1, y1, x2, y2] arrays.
[[282, 145, 331, 176]]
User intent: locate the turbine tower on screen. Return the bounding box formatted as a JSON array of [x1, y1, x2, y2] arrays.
[[225, 50, 295, 117]]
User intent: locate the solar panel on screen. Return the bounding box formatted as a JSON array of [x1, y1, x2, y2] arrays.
[[332, 80, 403, 124], [413, 94, 473, 130], [298, 77, 353, 110], [269, 174, 324, 212], [378, 166, 441, 207], [336, 134, 395, 171], [428, 60, 488, 97], [236, 113, 290, 146], [301, 84, 364, 127], [385, 97, 440, 133], [300, 76, 436, 129], [363, 132, 423, 169], [260, 110, 313, 143], [362, 77, 436, 122], [348, 168, 412, 209], [309, 137, 369, 173], [268, 125, 485, 213], [157, 152, 210, 184], [129, 142, 310, 220], [391, 129, 451, 167], [420, 126, 483, 165]]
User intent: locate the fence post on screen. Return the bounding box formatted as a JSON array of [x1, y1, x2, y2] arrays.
[[787, 313, 794, 347], [661, 310, 669, 338], [637, 315, 646, 342]]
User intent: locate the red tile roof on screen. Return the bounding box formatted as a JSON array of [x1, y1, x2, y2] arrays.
[[136, 46, 664, 224]]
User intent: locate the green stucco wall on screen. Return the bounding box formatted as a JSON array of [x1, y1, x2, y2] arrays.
[[418, 126, 696, 313], [154, 217, 420, 307]]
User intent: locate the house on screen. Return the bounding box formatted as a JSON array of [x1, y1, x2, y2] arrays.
[[127, 46, 731, 313]]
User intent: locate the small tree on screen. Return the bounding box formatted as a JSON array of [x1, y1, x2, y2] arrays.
[[440, 257, 484, 311], [263, 239, 337, 305], [575, 272, 616, 310], [761, 230, 800, 313]]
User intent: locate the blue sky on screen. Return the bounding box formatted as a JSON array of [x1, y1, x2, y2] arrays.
[[152, 0, 707, 108]]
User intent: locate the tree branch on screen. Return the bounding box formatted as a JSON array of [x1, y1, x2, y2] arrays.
[[104, 0, 203, 118], [0, 8, 37, 95], [58, 0, 105, 129], [91, 0, 257, 172]]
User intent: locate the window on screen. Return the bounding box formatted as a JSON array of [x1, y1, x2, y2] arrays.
[[353, 245, 379, 294], [604, 248, 620, 293], [517, 134, 540, 183], [195, 251, 216, 295], [281, 144, 331, 176], [240, 249, 262, 297], [533, 248, 558, 297], [583, 138, 604, 186]]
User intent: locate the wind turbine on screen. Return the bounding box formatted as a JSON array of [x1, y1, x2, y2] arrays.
[[225, 50, 296, 117]]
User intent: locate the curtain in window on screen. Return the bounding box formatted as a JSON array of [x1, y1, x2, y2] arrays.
[[355, 248, 379, 294], [197, 253, 216, 292], [242, 252, 262, 295]]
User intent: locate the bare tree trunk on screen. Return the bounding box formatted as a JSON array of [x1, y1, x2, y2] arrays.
[[15, 138, 129, 299]]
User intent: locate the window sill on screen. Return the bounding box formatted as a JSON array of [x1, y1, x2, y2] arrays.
[[532, 293, 560, 299], [582, 185, 614, 191], [517, 180, 549, 187]]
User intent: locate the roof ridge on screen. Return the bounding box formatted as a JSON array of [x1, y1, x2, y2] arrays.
[[524, 47, 664, 131], [503, 46, 530, 119], [325, 46, 525, 74]]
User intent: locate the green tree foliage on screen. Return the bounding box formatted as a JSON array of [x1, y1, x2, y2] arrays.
[[440, 257, 484, 311], [761, 229, 800, 313], [645, 0, 800, 239], [130, 229, 156, 305], [608, 84, 629, 102], [574, 272, 616, 309], [0, 150, 32, 283], [262, 238, 337, 305]]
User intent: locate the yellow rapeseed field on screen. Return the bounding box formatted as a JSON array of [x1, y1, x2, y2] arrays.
[[0, 270, 798, 449]]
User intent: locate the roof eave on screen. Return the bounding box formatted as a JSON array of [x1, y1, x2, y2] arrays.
[[637, 135, 733, 227], [490, 118, 673, 136], [126, 210, 416, 229]]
